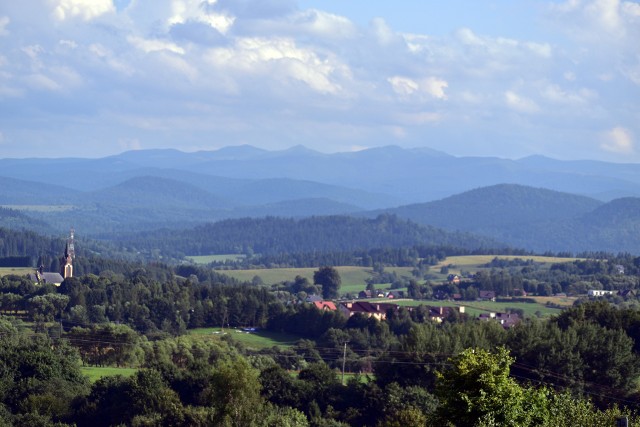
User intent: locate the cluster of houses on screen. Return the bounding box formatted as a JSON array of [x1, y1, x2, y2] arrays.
[[587, 289, 635, 297], [307, 297, 519, 328], [357, 289, 405, 299]]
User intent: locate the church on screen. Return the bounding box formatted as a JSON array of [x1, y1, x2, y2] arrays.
[[29, 229, 74, 286]]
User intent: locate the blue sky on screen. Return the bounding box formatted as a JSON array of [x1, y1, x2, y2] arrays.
[[0, 0, 638, 161]]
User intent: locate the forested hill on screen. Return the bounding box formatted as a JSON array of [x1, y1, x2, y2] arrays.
[[368, 184, 640, 254], [116, 215, 503, 257], [374, 184, 603, 231], [0, 227, 65, 267], [0, 207, 53, 234]]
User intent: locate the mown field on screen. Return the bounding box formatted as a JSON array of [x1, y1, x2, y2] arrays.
[[81, 366, 137, 383], [216, 266, 416, 295], [213, 255, 577, 293], [189, 327, 301, 349], [390, 298, 565, 318], [0, 267, 33, 277], [186, 254, 246, 263], [434, 255, 577, 272]]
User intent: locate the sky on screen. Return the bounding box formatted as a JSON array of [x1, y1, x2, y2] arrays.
[[0, 0, 639, 161]]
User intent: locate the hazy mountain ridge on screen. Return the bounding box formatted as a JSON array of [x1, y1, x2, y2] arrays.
[[3, 145, 640, 204], [1, 146, 640, 253]]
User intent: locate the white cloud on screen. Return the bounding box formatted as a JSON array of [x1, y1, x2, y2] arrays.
[[388, 76, 448, 100], [59, 39, 78, 49], [370, 17, 397, 46], [165, 0, 234, 34], [541, 83, 596, 105], [601, 126, 635, 153], [388, 76, 419, 96], [549, 0, 640, 42], [0, 0, 636, 161], [25, 73, 62, 91], [456, 27, 484, 46], [290, 9, 357, 39], [127, 36, 185, 54], [52, 0, 115, 21], [505, 91, 539, 113], [205, 37, 348, 94], [0, 16, 9, 36], [0, 131, 4, 144], [422, 77, 448, 100]]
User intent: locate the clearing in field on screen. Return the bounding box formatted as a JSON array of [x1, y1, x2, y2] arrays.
[[186, 254, 246, 264], [189, 327, 301, 349], [427, 254, 579, 282], [81, 366, 137, 383], [391, 298, 563, 318], [434, 255, 578, 271], [217, 266, 415, 294], [0, 267, 33, 277]]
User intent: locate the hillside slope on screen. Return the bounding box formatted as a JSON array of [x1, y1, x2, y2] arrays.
[[377, 184, 603, 232], [116, 215, 503, 257]]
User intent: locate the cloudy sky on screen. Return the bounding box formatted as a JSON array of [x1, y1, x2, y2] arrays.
[[0, 0, 638, 161]]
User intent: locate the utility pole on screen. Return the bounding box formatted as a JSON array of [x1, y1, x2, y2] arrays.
[[341, 341, 348, 385]]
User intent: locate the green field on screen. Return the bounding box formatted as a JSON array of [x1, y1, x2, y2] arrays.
[[189, 327, 301, 349], [391, 298, 562, 318], [186, 254, 246, 264], [435, 255, 577, 271], [217, 266, 414, 295], [81, 366, 137, 383], [0, 267, 32, 277]]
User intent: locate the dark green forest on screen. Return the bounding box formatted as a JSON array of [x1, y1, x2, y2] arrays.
[[2, 224, 640, 425]]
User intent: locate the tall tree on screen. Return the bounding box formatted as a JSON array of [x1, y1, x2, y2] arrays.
[[313, 267, 341, 299], [433, 347, 546, 426]]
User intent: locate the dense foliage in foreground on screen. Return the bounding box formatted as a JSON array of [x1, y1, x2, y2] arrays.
[[0, 316, 636, 427]]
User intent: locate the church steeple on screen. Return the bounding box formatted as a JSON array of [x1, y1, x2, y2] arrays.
[[61, 236, 73, 279]]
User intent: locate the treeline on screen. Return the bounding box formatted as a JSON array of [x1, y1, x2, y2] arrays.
[[405, 253, 640, 300], [0, 227, 65, 260], [0, 226, 149, 272], [210, 245, 535, 270], [112, 214, 502, 258], [0, 270, 270, 337]]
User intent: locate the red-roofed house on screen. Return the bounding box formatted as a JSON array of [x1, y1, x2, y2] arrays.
[[313, 301, 337, 311], [339, 301, 398, 320]]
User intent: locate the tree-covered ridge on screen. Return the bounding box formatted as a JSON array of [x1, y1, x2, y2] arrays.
[[377, 185, 640, 254], [0, 207, 53, 234], [118, 214, 501, 257], [379, 183, 604, 231]]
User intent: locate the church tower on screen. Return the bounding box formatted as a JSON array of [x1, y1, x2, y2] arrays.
[[60, 230, 74, 279]]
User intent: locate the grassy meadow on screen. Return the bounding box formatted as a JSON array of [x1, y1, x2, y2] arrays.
[[211, 254, 577, 293], [186, 254, 246, 263], [390, 299, 562, 318], [81, 366, 137, 383], [189, 327, 301, 349], [0, 267, 33, 277], [434, 255, 577, 272], [216, 266, 417, 294]]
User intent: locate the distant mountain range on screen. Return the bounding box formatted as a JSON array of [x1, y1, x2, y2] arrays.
[[1, 145, 639, 254]]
